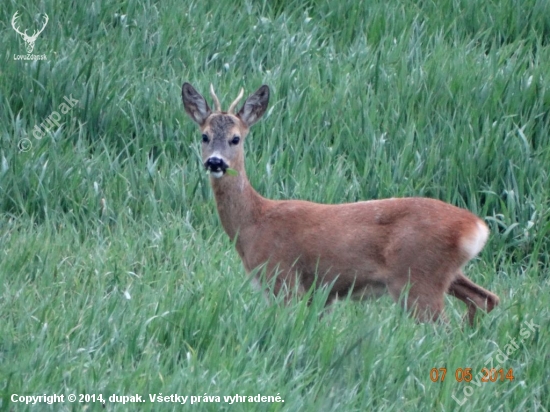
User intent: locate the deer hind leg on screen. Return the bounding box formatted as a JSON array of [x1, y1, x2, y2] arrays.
[[387, 277, 447, 323], [447, 271, 500, 325]]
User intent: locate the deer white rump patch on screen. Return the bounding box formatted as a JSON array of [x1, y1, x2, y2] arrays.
[[460, 220, 489, 259]]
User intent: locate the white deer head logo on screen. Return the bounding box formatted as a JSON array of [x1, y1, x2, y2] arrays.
[[11, 11, 49, 54]]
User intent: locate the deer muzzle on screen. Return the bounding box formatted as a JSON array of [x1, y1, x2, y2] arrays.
[[204, 156, 228, 178]]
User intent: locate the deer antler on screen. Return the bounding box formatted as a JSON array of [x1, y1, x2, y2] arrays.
[[29, 14, 49, 40], [210, 84, 221, 112], [228, 88, 244, 114], [11, 12, 48, 41], [11, 11, 27, 37]]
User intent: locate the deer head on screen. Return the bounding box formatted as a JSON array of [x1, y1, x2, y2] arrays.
[[12, 11, 49, 54], [182, 83, 269, 178]]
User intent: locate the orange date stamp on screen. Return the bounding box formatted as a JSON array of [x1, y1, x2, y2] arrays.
[[430, 367, 515, 382]]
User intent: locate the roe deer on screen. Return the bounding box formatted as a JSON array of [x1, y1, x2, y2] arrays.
[[181, 82, 499, 324]]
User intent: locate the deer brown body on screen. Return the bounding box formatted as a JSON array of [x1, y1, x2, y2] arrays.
[[182, 82, 499, 324]]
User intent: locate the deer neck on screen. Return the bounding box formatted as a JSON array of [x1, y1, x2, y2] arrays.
[[210, 169, 266, 241]]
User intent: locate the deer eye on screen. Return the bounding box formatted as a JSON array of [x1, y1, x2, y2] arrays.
[[230, 136, 240, 145], [202, 134, 209, 143]]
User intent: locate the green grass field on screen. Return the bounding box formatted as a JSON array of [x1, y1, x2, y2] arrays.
[[1, 0, 549, 410]]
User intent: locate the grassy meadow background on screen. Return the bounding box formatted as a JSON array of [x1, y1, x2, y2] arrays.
[[1, 0, 549, 410]]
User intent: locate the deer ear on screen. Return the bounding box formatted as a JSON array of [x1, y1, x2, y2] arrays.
[[182, 83, 211, 126], [237, 85, 269, 127]]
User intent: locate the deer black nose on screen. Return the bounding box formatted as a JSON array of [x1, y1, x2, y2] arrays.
[[204, 157, 228, 172]]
